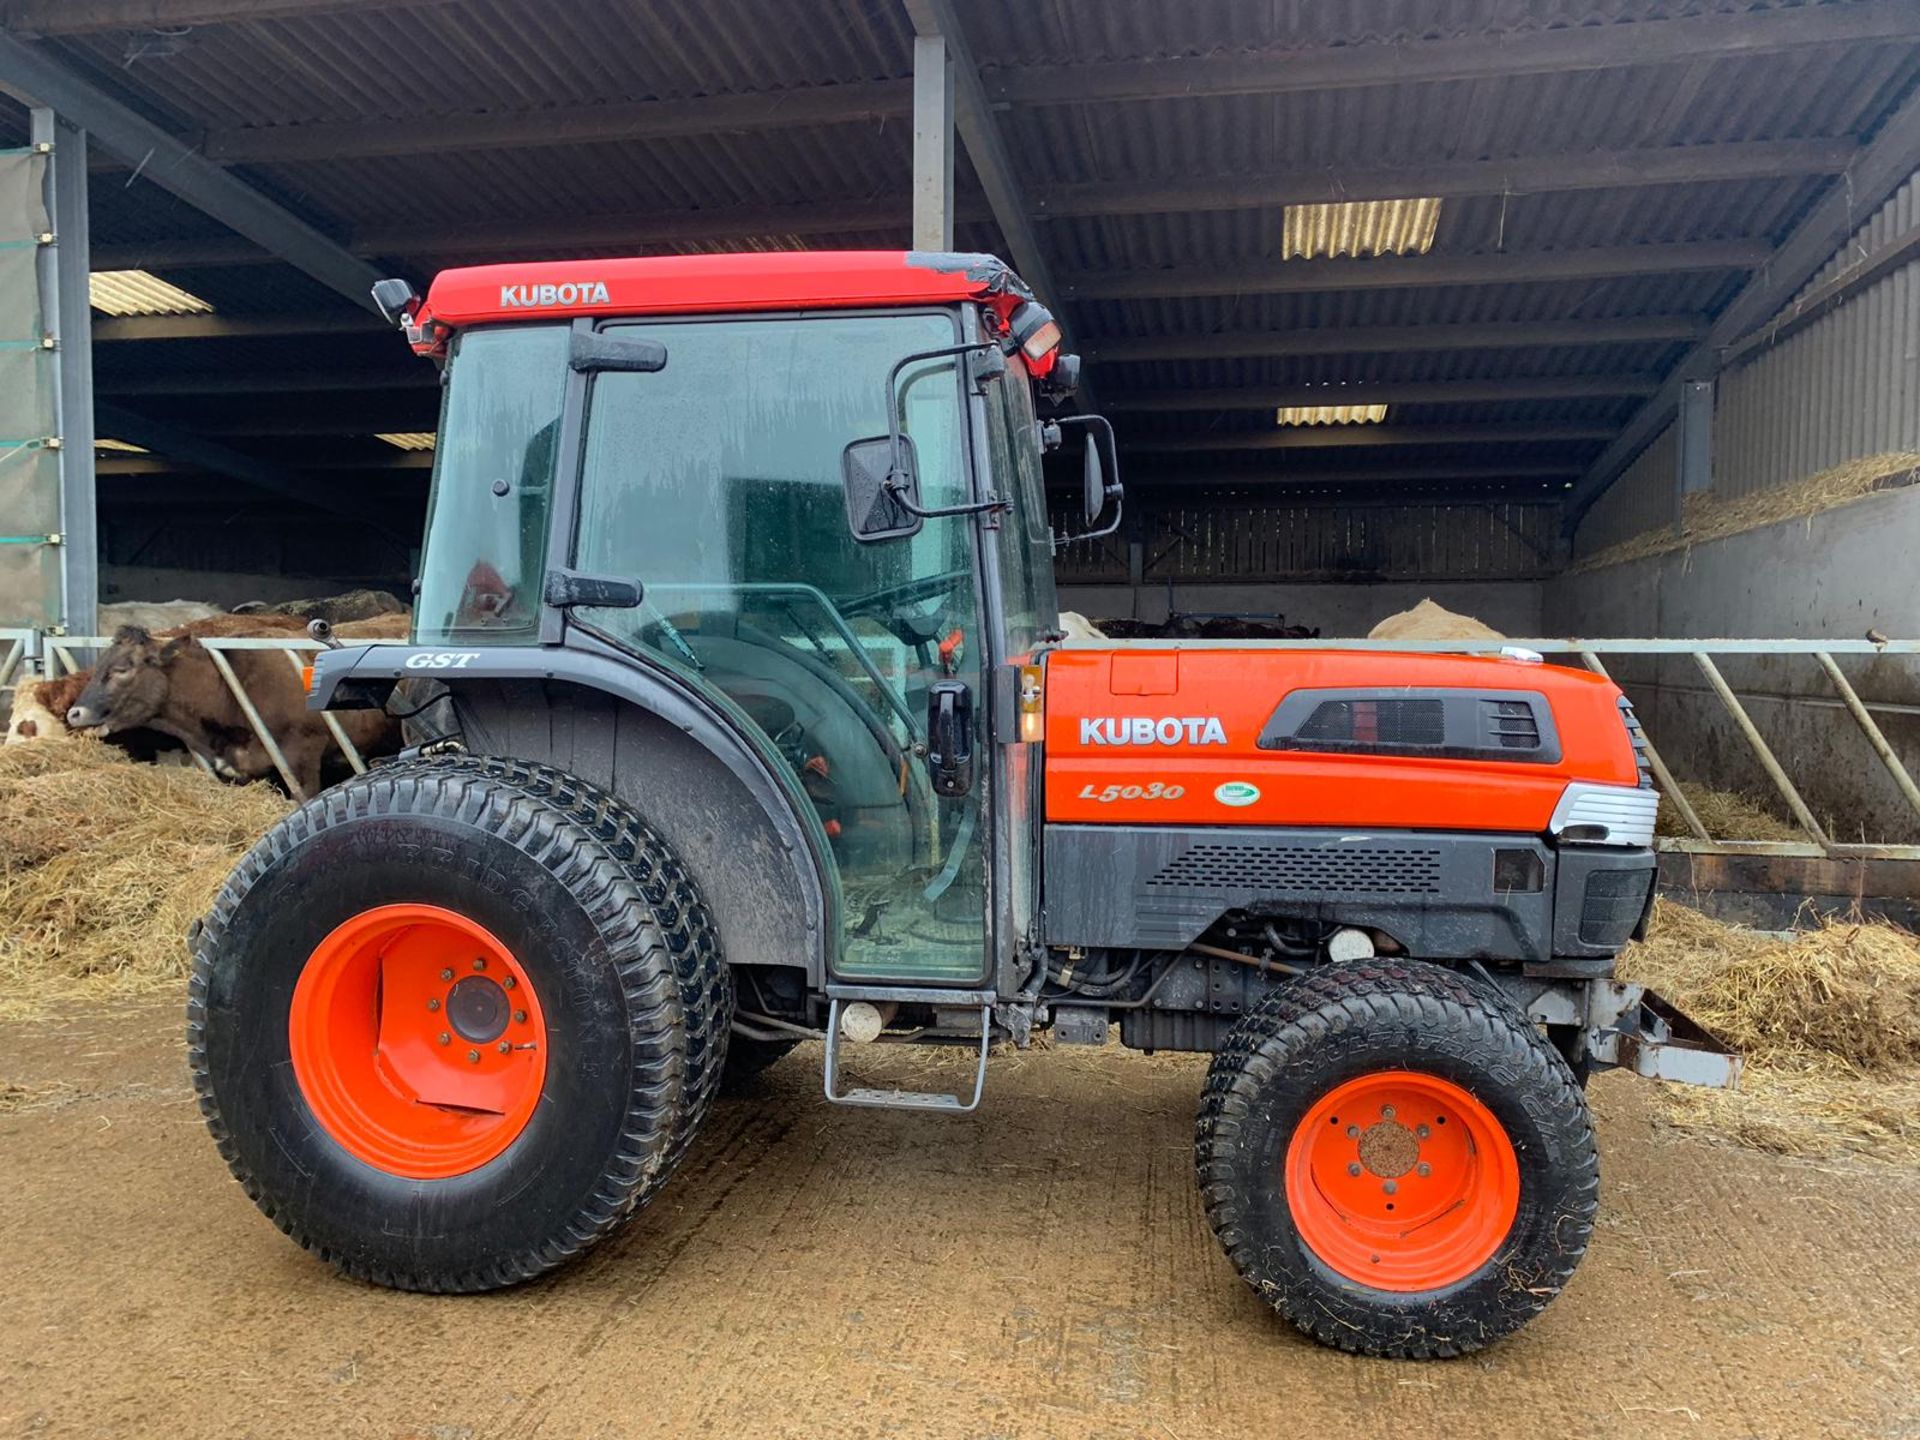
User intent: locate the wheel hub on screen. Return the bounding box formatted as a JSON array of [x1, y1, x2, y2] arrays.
[[1355, 1119, 1419, 1178], [1285, 1070, 1520, 1293], [447, 975, 510, 1044], [288, 904, 547, 1179]]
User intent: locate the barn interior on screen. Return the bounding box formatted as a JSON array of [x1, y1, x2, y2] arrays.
[[2, 0, 1919, 879]]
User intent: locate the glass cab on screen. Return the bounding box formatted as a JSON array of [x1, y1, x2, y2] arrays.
[[413, 304, 1059, 987]]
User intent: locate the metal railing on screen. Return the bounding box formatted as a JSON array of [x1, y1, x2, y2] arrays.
[[9, 627, 1917, 858]]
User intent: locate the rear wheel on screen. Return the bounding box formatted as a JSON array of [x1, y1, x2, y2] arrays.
[[189, 759, 727, 1291], [1196, 960, 1598, 1358]]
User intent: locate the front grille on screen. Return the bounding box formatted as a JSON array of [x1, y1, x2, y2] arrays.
[[1618, 696, 1655, 789], [1146, 842, 1443, 894], [1579, 868, 1652, 946]]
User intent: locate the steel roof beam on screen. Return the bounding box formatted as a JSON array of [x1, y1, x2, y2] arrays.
[[97, 451, 434, 474], [0, 34, 386, 310], [1068, 240, 1770, 302], [1119, 462, 1583, 485], [2, 0, 439, 35], [987, 1, 1920, 106], [93, 403, 400, 528], [1105, 376, 1659, 411], [1124, 424, 1615, 452], [197, 79, 914, 164], [1034, 139, 1857, 221], [1567, 83, 1920, 526], [1086, 316, 1710, 362], [97, 366, 433, 395], [92, 195, 982, 269], [92, 311, 383, 341]]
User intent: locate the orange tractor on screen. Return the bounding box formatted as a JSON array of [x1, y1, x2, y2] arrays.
[[191, 251, 1735, 1357]]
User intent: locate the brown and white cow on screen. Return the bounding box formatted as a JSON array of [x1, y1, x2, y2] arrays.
[[62, 616, 403, 796]]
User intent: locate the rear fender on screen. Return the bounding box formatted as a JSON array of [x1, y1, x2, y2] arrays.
[[308, 638, 834, 983]]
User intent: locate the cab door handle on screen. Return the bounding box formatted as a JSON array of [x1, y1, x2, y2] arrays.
[[927, 680, 975, 798]]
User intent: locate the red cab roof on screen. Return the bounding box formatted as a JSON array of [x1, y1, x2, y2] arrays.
[[417, 250, 1033, 334]]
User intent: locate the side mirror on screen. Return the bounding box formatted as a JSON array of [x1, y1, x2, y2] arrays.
[[1050, 413, 1124, 546], [1082, 440, 1105, 526], [370, 277, 419, 328], [842, 435, 924, 543]]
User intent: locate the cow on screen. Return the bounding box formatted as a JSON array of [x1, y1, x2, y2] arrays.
[[62, 617, 403, 796], [6, 672, 88, 743], [98, 599, 223, 632]]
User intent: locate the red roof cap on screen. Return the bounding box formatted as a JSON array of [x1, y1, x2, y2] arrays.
[[418, 249, 1031, 332]]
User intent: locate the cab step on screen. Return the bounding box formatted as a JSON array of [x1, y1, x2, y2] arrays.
[[822, 986, 993, 1113]]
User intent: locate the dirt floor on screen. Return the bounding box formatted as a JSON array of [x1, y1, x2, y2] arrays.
[[4, 1003, 1918, 1440]]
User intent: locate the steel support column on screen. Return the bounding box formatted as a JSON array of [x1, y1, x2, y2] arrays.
[[1674, 378, 1714, 533], [30, 107, 94, 640], [911, 34, 954, 252]]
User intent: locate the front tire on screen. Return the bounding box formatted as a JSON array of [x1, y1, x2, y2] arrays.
[[189, 759, 728, 1291], [1196, 959, 1598, 1358]]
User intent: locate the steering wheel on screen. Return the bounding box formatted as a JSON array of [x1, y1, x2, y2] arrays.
[[840, 567, 970, 622]]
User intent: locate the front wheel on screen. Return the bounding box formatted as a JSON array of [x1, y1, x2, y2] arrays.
[[1196, 960, 1598, 1358], [189, 758, 729, 1291]]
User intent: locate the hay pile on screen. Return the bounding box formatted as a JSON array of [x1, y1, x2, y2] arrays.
[[1618, 899, 1920, 1163], [1367, 598, 1504, 641], [1574, 451, 1920, 573], [0, 739, 288, 1015], [1656, 781, 1804, 842]]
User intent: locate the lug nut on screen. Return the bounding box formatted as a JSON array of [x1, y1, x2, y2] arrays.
[[437, 1032, 450, 1046], [1383, 1180, 1398, 1195], [497, 1042, 511, 1054], [1345, 1124, 1360, 1139], [440, 968, 454, 982], [513, 1009, 528, 1024], [1417, 1163, 1432, 1178], [1381, 1105, 1396, 1120], [1347, 1162, 1362, 1177], [1416, 1124, 1431, 1139], [426, 998, 440, 1012], [467, 1049, 481, 1063], [502, 977, 517, 990], [472, 957, 487, 971]]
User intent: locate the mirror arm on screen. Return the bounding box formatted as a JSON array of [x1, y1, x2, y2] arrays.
[[880, 340, 1014, 520]]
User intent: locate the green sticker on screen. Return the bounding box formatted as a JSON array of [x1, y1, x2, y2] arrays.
[[1213, 781, 1260, 808]]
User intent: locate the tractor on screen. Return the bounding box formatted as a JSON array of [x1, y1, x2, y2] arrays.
[[190, 250, 1736, 1358]]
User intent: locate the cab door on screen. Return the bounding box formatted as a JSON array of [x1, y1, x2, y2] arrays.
[[566, 308, 993, 985]]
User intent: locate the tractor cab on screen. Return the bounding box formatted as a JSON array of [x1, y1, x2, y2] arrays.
[[374, 252, 1113, 988]]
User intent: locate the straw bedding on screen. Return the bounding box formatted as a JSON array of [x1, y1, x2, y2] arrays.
[[0, 739, 288, 1016], [1656, 782, 1804, 843], [1618, 899, 1920, 1164], [1572, 451, 1920, 574]]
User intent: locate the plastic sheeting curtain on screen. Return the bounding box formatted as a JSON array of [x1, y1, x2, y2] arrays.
[[0, 147, 57, 626]]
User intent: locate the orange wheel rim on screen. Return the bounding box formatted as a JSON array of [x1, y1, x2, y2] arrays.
[[1284, 1070, 1519, 1292], [288, 904, 548, 1180]]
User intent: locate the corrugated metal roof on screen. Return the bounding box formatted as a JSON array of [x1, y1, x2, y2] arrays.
[[0, 0, 1910, 518]]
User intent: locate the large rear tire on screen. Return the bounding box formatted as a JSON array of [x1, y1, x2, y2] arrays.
[[1196, 959, 1598, 1358], [188, 758, 728, 1291]]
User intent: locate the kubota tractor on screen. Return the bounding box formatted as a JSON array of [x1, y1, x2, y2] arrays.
[[191, 251, 1736, 1358]]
